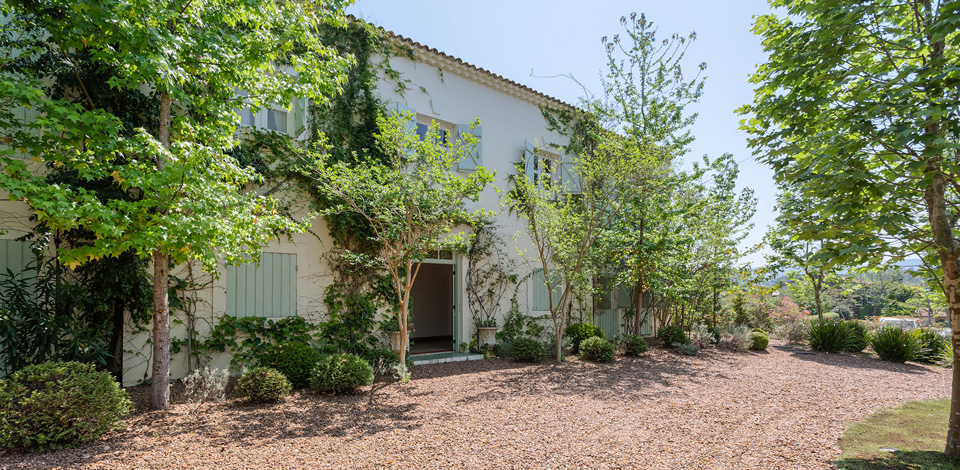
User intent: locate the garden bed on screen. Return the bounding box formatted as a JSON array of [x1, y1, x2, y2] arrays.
[[2, 340, 951, 469]]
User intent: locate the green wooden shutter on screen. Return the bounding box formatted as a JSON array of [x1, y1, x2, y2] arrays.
[[0, 239, 32, 277], [523, 140, 536, 182], [226, 253, 296, 317], [617, 284, 633, 309], [531, 268, 549, 311], [457, 123, 482, 171], [293, 97, 307, 136], [559, 154, 581, 194]]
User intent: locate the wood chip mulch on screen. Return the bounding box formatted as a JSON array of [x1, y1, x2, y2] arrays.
[[1, 340, 952, 470]]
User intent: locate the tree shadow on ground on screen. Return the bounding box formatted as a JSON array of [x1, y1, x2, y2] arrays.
[[772, 345, 933, 374], [834, 450, 960, 469]]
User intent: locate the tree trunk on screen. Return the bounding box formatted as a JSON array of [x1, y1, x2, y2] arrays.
[[107, 303, 124, 383], [712, 284, 718, 328], [813, 277, 823, 322], [151, 250, 170, 410], [944, 272, 960, 457]]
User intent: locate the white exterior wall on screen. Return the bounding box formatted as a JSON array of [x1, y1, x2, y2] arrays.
[[0, 40, 596, 386]]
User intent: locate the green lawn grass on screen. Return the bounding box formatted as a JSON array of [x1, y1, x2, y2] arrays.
[[835, 399, 960, 469]]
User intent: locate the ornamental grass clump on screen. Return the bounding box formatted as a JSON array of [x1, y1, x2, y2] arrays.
[[579, 336, 616, 362], [0, 361, 133, 451], [841, 320, 870, 353], [510, 337, 545, 362], [238, 367, 291, 403], [913, 329, 948, 363], [564, 323, 604, 354], [621, 334, 648, 356], [310, 353, 374, 394], [870, 326, 922, 363], [257, 342, 322, 388], [808, 320, 851, 353]]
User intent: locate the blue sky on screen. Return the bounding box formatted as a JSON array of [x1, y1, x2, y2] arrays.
[[347, 0, 777, 266]]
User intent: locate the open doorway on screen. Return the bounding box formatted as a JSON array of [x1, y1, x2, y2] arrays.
[[410, 262, 454, 354]]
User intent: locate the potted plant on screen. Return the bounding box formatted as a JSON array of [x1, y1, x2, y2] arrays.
[[380, 313, 413, 354], [476, 318, 498, 347]]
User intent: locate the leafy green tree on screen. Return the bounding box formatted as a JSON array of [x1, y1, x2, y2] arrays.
[[0, 0, 351, 409], [741, 0, 960, 455], [508, 135, 656, 361], [304, 113, 494, 371], [764, 187, 840, 321]]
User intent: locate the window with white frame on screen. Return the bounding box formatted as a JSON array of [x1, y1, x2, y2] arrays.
[[533, 150, 559, 186], [236, 98, 305, 137], [415, 116, 453, 145]]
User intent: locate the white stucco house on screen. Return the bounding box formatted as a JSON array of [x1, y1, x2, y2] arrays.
[[0, 19, 659, 385]]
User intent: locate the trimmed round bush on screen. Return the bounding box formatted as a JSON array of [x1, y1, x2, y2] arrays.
[[564, 323, 605, 354], [622, 334, 649, 356], [871, 327, 922, 363], [808, 320, 851, 353], [257, 342, 322, 388], [657, 325, 689, 346], [310, 353, 374, 394], [750, 331, 769, 351], [0, 361, 133, 450], [238, 367, 291, 403], [914, 329, 948, 363], [841, 320, 870, 353], [511, 337, 545, 362], [579, 336, 616, 362]]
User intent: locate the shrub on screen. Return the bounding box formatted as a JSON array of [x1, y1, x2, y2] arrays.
[[808, 320, 851, 353], [689, 324, 714, 348], [0, 361, 133, 450], [841, 321, 870, 353], [724, 325, 753, 351], [511, 337, 545, 362], [677, 343, 699, 356], [579, 336, 616, 362], [363, 347, 402, 376], [750, 331, 769, 351], [657, 325, 689, 346], [871, 327, 922, 363], [621, 335, 648, 356], [914, 329, 948, 363], [182, 366, 228, 412], [776, 321, 810, 344], [492, 341, 513, 359], [564, 323, 604, 354], [706, 326, 722, 344], [310, 353, 374, 394], [238, 367, 291, 403], [257, 342, 322, 388]]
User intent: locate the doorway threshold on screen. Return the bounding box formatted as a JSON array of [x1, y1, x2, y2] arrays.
[[411, 352, 484, 366]]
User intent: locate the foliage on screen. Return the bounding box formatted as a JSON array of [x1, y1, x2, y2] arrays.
[[724, 325, 754, 352], [740, 1, 960, 453], [621, 335, 649, 356], [310, 353, 374, 394], [318, 287, 381, 358], [809, 320, 853, 354], [466, 223, 516, 331], [750, 331, 769, 351], [362, 347, 407, 377], [196, 315, 317, 370], [492, 341, 513, 360], [871, 327, 923, 363], [776, 321, 810, 344], [497, 298, 546, 344], [256, 342, 322, 389], [707, 326, 722, 344], [676, 343, 700, 356], [657, 325, 689, 347], [304, 112, 494, 369], [238, 367, 291, 404], [511, 338, 546, 363], [579, 336, 616, 362], [0, 361, 133, 450], [915, 329, 949, 364], [842, 321, 871, 353], [762, 295, 809, 327], [0, 0, 352, 409], [689, 323, 714, 349], [181, 366, 228, 413], [564, 323, 605, 354]]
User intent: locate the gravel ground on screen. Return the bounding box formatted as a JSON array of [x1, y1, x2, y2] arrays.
[[1, 341, 952, 470]]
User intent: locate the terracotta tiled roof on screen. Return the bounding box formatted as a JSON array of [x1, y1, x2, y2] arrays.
[[349, 15, 576, 110]]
